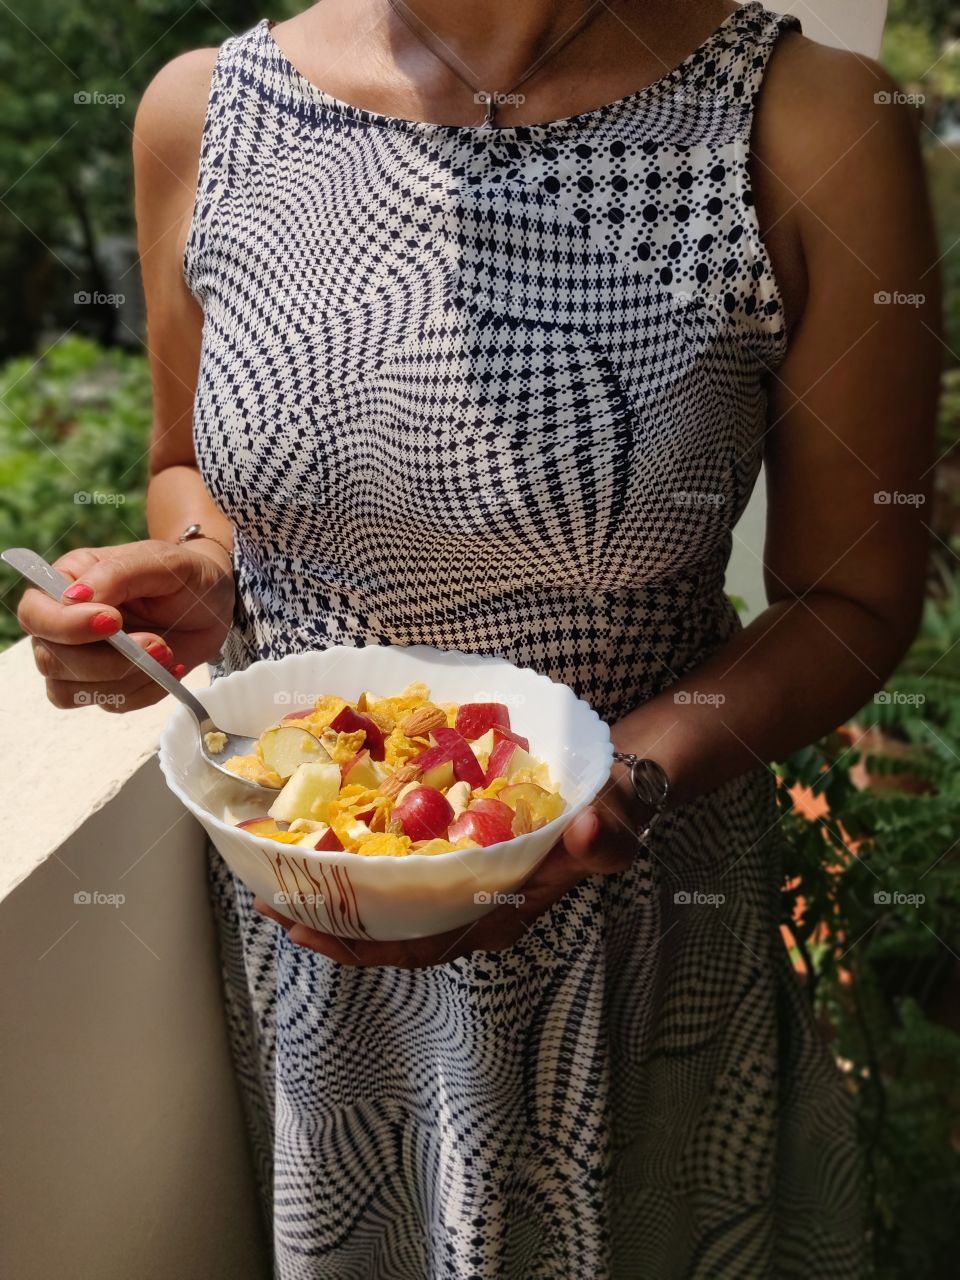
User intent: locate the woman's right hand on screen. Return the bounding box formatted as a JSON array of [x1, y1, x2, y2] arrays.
[[17, 539, 236, 712]]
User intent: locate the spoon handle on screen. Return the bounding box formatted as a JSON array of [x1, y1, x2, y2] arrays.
[[1, 546, 211, 726]]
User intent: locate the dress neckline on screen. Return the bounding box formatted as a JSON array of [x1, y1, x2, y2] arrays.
[[258, 3, 763, 138]]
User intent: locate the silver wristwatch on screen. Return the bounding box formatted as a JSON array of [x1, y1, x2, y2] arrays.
[[612, 751, 671, 843]]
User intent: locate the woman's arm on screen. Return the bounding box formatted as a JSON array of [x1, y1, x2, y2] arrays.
[[15, 49, 235, 709], [613, 40, 941, 804], [135, 48, 235, 572]]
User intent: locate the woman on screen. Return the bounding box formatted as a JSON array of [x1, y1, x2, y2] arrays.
[[19, 1, 939, 1275]]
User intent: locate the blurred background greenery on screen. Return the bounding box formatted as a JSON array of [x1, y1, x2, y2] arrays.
[[0, 2, 958, 1274]]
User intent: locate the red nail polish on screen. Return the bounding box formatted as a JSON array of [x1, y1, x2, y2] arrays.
[[91, 612, 120, 636], [172, 663, 187, 679], [63, 582, 94, 603], [146, 642, 173, 665]]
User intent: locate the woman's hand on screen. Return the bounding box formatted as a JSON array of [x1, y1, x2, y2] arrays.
[[17, 538, 235, 712], [254, 765, 641, 968]]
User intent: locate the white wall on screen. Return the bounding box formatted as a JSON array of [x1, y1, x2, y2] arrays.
[[0, 639, 268, 1280]]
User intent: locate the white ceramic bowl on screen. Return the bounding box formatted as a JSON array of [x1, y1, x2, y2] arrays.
[[158, 645, 613, 941]]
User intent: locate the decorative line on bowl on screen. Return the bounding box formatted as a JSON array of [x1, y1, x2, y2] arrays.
[[254, 846, 370, 939]]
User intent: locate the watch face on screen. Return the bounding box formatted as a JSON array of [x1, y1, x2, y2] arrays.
[[631, 760, 670, 810]]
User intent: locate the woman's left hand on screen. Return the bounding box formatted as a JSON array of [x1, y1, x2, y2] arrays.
[[254, 767, 640, 968]]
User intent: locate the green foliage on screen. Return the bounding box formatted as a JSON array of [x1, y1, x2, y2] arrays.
[[884, 0, 960, 91], [0, 0, 284, 353], [0, 336, 151, 645], [926, 145, 960, 366], [776, 582, 960, 1279]]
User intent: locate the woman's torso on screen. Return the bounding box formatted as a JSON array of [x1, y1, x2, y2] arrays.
[[185, 2, 800, 723]]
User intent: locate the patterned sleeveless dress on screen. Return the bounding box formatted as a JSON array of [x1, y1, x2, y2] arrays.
[[184, 5, 864, 1276]]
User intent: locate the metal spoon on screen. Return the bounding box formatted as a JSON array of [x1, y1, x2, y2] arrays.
[[2, 546, 282, 795]]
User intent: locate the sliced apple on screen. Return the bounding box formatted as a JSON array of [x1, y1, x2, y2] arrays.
[[455, 702, 511, 740], [431, 727, 486, 789], [394, 786, 454, 842], [236, 816, 287, 838], [484, 739, 536, 786], [448, 799, 515, 847], [341, 748, 384, 791], [471, 727, 497, 770], [281, 709, 313, 722], [259, 724, 331, 782], [329, 705, 386, 760], [268, 761, 342, 824], [493, 725, 530, 752], [314, 827, 344, 851], [421, 757, 456, 791]]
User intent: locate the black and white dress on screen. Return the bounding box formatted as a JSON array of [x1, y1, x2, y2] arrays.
[[185, 5, 864, 1276]]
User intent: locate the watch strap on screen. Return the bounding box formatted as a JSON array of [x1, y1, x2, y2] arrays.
[[613, 751, 671, 843]]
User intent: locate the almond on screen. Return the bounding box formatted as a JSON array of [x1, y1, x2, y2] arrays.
[[400, 704, 448, 738], [378, 761, 423, 798]]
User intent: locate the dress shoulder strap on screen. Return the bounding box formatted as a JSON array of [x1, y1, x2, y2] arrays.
[[182, 30, 249, 303], [714, 4, 803, 142]]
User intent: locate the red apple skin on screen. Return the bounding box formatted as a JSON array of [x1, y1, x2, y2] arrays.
[[455, 702, 511, 740], [394, 786, 455, 842], [237, 816, 279, 835], [313, 828, 344, 851], [329, 706, 386, 760], [340, 748, 383, 790], [281, 709, 313, 722], [468, 798, 516, 825], [447, 807, 514, 847], [412, 742, 451, 772], [493, 725, 530, 752], [431, 727, 486, 789], [484, 738, 518, 786]]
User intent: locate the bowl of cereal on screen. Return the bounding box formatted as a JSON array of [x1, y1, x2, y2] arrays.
[[158, 645, 613, 940]]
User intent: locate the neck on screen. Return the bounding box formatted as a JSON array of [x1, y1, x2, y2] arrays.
[[387, 0, 624, 89]]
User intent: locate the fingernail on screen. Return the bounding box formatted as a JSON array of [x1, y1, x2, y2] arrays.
[[172, 663, 186, 679], [91, 612, 121, 636], [146, 641, 173, 665], [63, 582, 94, 603]]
